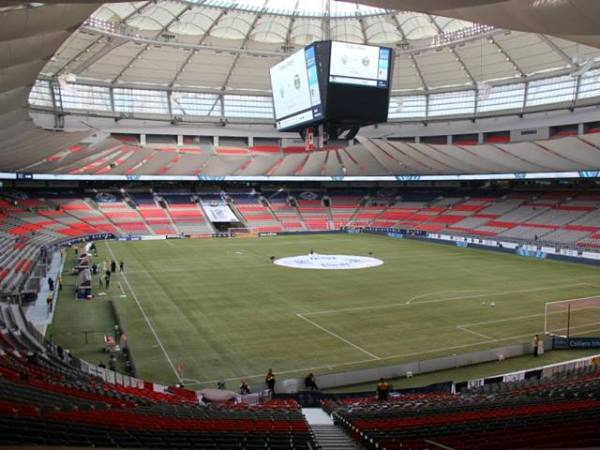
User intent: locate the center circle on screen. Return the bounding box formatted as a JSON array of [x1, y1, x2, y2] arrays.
[[273, 253, 384, 270]]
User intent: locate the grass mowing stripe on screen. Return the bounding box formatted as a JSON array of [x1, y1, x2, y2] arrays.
[[296, 313, 380, 360], [104, 239, 183, 383]]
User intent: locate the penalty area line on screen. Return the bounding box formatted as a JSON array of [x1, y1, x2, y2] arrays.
[[104, 240, 183, 384], [458, 313, 545, 328], [456, 325, 496, 341], [406, 289, 492, 305], [303, 282, 591, 316], [296, 313, 380, 360]]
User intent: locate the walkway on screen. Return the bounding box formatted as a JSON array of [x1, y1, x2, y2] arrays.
[[303, 408, 361, 450], [25, 251, 64, 335]]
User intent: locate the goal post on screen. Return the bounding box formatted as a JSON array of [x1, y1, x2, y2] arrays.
[[544, 296, 600, 338]]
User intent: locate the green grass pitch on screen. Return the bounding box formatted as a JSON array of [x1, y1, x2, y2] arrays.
[[49, 234, 600, 387]]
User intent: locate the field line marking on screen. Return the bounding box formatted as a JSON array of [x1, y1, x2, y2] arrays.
[[458, 313, 545, 328], [188, 330, 547, 386], [117, 281, 127, 298], [296, 313, 380, 360], [458, 295, 600, 329], [189, 323, 600, 386], [181, 377, 203, 384], [189, 321, 600, 387], [406, 289, 491, 305], [104, 240, 183, 383], [456, 325, 496, 341], [379, 331, 541, 362], [302, 282, 590, 316]]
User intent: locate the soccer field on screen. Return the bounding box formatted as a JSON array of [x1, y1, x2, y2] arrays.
[[51, 234, 600, 387]]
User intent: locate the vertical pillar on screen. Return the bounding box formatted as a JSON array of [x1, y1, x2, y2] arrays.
[[317, 124, 325, 148]]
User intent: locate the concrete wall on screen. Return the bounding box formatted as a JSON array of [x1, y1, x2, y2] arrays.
[[266, 340, 549, 394]]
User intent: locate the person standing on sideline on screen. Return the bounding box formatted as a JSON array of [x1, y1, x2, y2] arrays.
[[304, 372, 319, 391], [46, 292, 53, 313], [265, 369, 276, 394], [533, 334, 540, 357], [119, 260, 124, 272], [376, 378, 390, 401], [239, 379, 251, 395], [47, 277, 54, 291], [304, 373, 318, 391], [110, 260, 116, 273]]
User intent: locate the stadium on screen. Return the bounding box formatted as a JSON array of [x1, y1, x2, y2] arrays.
[[2, 0, 600, 448]]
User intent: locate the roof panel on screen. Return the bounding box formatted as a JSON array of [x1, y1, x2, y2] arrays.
[[364, 16, 401, 44], [210, 12, 254, 40], [330, 19, 364, 43], [250, 16, 289, 43], [290, 18, 324, 45], [33, 0, 600, 107]]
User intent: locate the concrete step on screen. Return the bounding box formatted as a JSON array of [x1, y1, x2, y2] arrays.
[[310, 424, 361, 450]]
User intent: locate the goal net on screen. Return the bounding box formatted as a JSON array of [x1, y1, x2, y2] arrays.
[[545, 296, 600, 338]]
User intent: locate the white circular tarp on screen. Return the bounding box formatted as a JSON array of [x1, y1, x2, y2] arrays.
[[274, 253, 383, 270]]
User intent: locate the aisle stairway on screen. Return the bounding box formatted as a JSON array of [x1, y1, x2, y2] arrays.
[[303, 408, 361, 450], [311, 424, 362, 450]]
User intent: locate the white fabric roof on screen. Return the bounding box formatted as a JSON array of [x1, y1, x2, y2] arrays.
[[356, 0, 600, 48], [0, 3, 97, 129], [3, 0, 600, 137], [35, 0, 600, 96]]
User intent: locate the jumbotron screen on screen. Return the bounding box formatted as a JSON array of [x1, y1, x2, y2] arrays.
[[329, 41, 392, 89], [270, 45, 323, 131], [270, 41, 394, 132]]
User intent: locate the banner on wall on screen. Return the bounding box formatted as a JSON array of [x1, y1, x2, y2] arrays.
[[3, 169, 599, 182], [203, 205, 238, 222], [560, 248, 579, 258], [516, 247, 546, 259], [553, 337, 600, 349], [583, 252, 600, 260]]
